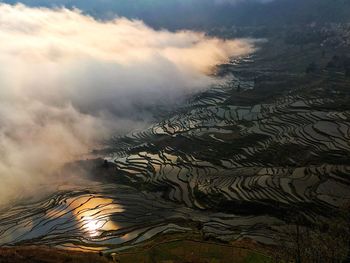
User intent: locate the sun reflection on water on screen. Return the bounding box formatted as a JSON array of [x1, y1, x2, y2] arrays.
[[69, 196, 124, 238], [83, 217, 106, 237]]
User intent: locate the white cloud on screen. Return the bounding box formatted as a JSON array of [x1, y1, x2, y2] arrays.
[[0, 3, 255, 206]]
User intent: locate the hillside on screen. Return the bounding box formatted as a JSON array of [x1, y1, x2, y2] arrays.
[[4, 0, 350, 29]]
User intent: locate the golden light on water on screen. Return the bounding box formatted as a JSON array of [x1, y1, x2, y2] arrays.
[[82, 217, 105, 237], [69, 196, 124, 238]]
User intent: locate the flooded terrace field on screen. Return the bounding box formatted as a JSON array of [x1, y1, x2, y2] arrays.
[[1, 55, 350, 255]]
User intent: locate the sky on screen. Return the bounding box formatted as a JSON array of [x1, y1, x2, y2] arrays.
[[0, 3, 256, 206]]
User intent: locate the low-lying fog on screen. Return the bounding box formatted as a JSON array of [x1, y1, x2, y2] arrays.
[[0, 3, 256, 206]]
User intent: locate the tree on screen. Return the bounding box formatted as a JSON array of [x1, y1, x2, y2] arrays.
[[274, 208, 350, 263]]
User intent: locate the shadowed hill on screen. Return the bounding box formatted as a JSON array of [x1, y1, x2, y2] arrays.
[[3, 0, 350, 29]]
